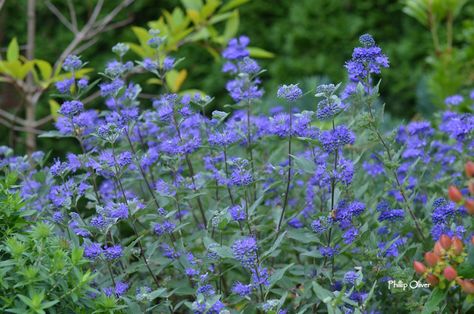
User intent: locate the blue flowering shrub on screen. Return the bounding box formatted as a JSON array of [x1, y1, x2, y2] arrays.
[[1, 32, 473, 313]]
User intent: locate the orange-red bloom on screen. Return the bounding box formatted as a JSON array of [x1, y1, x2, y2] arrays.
[[448, 186, 463, 203]]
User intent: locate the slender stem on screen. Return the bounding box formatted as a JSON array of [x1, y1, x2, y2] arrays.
[[73, 123, 102, 204], [322, 120, 338, 274], [277, 104, 293, 232], [366, 99, 425, 241], [223, 147, 235, 205], [111, 144, 161, 288], [123, 130, 161, 208], [246, 101, 256, 201], [254, 251, 265, 302], [184, 155, 207, 228], [170, 113, 207, 228], [106, 261, 116, 287]]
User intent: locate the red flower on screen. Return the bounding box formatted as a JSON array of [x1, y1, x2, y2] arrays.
[[443, 266, 457, 281], [448, 186, 463, 203]]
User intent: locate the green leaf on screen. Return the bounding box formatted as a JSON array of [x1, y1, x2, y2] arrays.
[[422, 288, 445, 314], [165, 69, 188, 92], [149, 288, 167, 300], [248, 47, 275, 59], [292, 155, 315, 174], [34, 60, 53, 80], [181, 0, 203, 10], [7, 38, 19, 62], [312, 281, 333, 303], [38, 131, 74, 138], [268, 263, 294, 288], [222, 10, 239, 41], [41, 300, 59, 309], [17, 294, 33, 308], [261, 231, 287, 259], [49, 100, 60, 121], [212, 245, 234, 259], [287, 229, 319, 244], [458, 246, 474, 277], [131, 26, 151, 47], [219, 0, 250, 12], [71, 247, 84, 265], [201, 0, 220, 19]]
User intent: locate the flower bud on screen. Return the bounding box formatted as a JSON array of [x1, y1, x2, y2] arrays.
[[439, 234, 452, 250], [424, 252, 439, 267], [465, 199, 474, 215], [451, 236, 464, 255], [443, 266, 457, 281], [456, 278, 474, 294], [426, 274, 439, 286], [448, 186, 463, 203], [471, 235, 474, 245], [465, 161, 474, 178], [469, 181, 474, 195], [433, 241, 444, 256], [414, 261, 426, 274]]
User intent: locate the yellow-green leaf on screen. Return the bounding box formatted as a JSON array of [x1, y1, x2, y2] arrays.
[[34, 60, 53, 80], [166, 69, 187, 92], [187, 9, 201, 24], [248, 47, 275, 58], [49, 99, 60, 121], [1, 60, 22, 78], [219, 0, 250, 12], [205, 45, 220, 60], [222, 10, 239, 41], [146, 78, 163, 85], [201, 0, 221, 19], [18, 61, 35, 80], [181, 0, 203, 10], [128, 43, 148, 58], [7, 38, 19, 62], [132, 26, 152, 47]]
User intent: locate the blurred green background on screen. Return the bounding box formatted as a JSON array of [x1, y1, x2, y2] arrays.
[[1, 0, 474, 155]]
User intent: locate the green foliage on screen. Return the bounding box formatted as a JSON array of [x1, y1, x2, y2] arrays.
[[127, 0, 272, 93], [0, 176, 96, 313], [403, 0, 474, 109]]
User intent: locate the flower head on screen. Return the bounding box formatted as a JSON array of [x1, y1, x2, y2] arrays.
[[277, 84, 303, 102], [62, 55, 82, 72]]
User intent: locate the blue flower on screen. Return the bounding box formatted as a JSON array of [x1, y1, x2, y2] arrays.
[[229, 205, 246, 221], [104, 245, 123, 260], [222, 36, 250, 60], [378, 209, 405, 222], [84, 243, 102, 260], [62, 55, 83, 72], [154, 220, 176, 236], [343, 270, 359, 285], [226, 77, 263, 102], [232, 281, 252, 297], [444, 95, 464, 106], [58, 100, 84, 117], [232, 237, 258, 268], [251, 266, 270, 286], [342, 227, 358, 244], [277, 84, 303, 102], [319, 125, 355, 152], [55, 78, 74, 94]]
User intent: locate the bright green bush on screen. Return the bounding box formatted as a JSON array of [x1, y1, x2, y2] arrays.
[[0, 176, 95, 313]]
